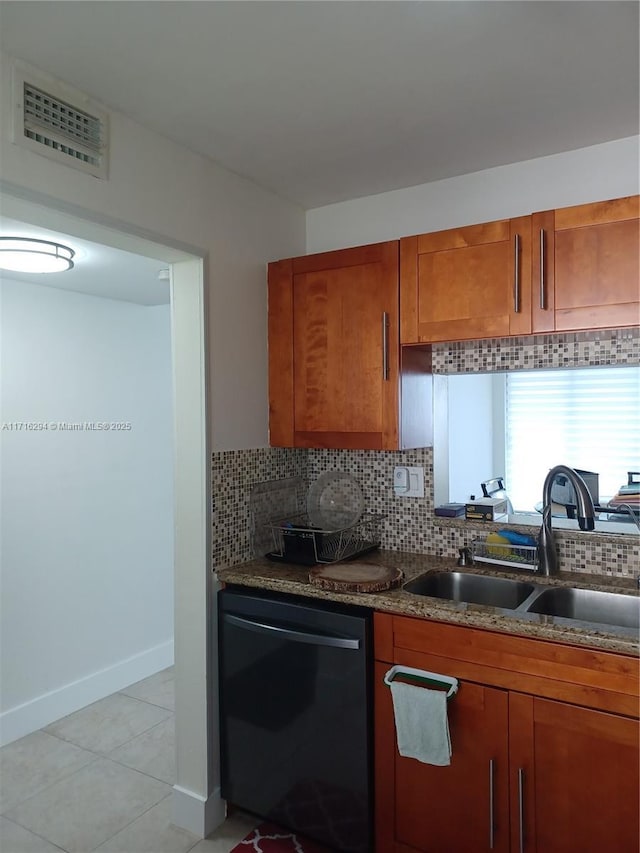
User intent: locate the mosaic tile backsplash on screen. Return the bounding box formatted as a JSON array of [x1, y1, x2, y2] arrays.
[[431, 327, 640, 373], [212, 448, 308, 570], [212, 327, 640, 577]]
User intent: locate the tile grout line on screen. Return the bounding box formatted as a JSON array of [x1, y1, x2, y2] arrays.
[[32, 728, 106, 758], [0, 743, 102, 816], [41, 692, 174, 756], [102, 710, 174, 757], [116, 690, 175, 713], [2, 721, 173, 818], [1, 813, 71, 852], [4, 757, 173, 852], [105, 717, 175, 784], [2, 677, 177, 850], [89, 791, 177, 852]]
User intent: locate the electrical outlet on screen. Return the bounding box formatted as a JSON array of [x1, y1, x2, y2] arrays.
[[394, 466, 424, 498]]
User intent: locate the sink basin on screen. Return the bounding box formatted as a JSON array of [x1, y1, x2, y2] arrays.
[[402, 570, 640, 635], [403, 572, 536, 610], [526, 586, 640, 630]]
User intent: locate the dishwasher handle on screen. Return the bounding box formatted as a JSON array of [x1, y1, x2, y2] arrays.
[[222, 612, 361, 649]]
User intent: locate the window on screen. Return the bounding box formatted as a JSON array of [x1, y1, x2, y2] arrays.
[[444, 365, 640, 532], [505, 366, 640, 512]]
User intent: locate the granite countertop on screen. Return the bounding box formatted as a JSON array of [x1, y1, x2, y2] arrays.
[[216, 550, 640, 656]]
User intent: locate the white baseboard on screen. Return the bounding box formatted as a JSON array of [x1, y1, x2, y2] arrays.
[[0, 639, 174, 747], [172, 784, 226, 838]]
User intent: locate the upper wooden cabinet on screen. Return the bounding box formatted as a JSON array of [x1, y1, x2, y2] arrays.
[[532, 195, 640, 333], [400, 216, 532, 344], [268, 195, 638, 448], [268, 241, 432, 450], [400, 195, 639, 344]]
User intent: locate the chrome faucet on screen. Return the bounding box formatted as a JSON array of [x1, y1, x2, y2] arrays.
[[538, 465, 596, 576]]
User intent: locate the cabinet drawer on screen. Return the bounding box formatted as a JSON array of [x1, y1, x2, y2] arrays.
[[374, 612, 639, 717]]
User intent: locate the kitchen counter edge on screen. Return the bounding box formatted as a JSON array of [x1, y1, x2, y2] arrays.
[[215, 550, 640, 656]]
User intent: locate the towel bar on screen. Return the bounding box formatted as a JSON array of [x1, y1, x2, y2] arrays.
[[383, 665, 459, 699]]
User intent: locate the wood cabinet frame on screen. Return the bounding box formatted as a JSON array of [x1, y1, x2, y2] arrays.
[[268, 241, 433, 450], [400, 217, 532, 344], [532, 195, 640, 333], [400, 195, 639, 345]]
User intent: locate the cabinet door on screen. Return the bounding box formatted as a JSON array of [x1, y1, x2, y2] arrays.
[[532, 195, 640, 332], [375, 661, 510, 853], [400, 216, 531, 344], [269, 242, 400, 449], [509, 693, 640, 853]]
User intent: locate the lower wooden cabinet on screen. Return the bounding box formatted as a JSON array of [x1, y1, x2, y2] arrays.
[[374, 613, 640, 853], [509, 694, 639, 853], [375, 662, 510, 852]]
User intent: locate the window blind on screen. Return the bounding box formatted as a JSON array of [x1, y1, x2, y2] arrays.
[[505, 366, 640, 512]]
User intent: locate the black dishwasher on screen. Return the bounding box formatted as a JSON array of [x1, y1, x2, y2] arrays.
[[218, 586, 373, 853]]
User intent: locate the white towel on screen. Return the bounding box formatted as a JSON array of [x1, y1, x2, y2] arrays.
[[389, 680, 452, 766]]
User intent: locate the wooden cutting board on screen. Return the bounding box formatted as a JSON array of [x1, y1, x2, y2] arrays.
[[308, 562, 403, 593]]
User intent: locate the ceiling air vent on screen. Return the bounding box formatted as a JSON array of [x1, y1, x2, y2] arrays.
[[12, 62, 109, 179]]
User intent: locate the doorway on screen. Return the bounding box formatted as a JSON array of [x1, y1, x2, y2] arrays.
[[1, 219, 175, 742], [0, 189, 216, 833]]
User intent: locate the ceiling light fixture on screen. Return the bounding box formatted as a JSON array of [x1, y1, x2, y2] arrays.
[[0, 237, 75, 273]]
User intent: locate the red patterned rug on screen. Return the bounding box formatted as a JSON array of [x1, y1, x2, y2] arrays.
[[230, 821, 332, 852]]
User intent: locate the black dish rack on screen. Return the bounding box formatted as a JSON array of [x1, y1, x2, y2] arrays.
[[267, 512, 384, 566]]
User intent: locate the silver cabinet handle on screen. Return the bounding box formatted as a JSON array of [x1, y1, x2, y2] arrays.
[[513, 234, 521, 313], [223, 613, 360, 649], [518, 767, 526, 853], [539, 228, 546, 309], [382, 311, 390, 380], [489, 759, 495, 849]]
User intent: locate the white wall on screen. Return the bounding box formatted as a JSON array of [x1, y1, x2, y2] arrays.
[[0, 278, 173, 742], [447, 373, 496, 504], [0, 50, 306, 453], [0, 46, 307, 836], [306, 136, 640, 252]]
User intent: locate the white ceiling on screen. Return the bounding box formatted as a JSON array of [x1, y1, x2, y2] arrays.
[[0, 217, 170, 305], [0, 1, 637, 209]]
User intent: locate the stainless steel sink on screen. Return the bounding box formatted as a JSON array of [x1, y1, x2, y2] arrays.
[[525, 586, 640, 630], [403, 572, 537, 610], [403, 570, 640, 635]]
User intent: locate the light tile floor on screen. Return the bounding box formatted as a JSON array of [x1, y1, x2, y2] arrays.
[[0, 668, 255, 853]]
